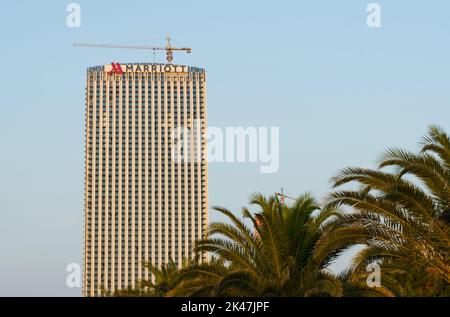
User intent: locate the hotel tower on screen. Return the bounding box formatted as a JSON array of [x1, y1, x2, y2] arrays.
[[83, 63, 208, 296]]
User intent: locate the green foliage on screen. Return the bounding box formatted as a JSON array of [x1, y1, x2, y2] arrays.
[[316, 124, 450, 296], [108, 125, 449, 297], [176, 193, 377, 296]]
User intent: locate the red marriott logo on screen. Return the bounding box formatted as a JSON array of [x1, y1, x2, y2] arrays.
[[107, 62, 123, 75]]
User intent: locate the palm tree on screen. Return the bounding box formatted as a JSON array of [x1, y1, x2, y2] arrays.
[[111, 258, 186, 297], [315, 125, 450, 296], [167, 257, 240, 296], [178, 192, 386, 296]]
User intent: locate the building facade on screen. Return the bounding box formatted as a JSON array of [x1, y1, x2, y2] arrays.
[[83, 63, 208, 296]]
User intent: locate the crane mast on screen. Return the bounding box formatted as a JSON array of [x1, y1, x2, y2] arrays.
[[276, 188, 295, 205]]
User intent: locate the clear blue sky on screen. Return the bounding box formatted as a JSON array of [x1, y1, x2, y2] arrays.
[[0, 0, 449, 296]]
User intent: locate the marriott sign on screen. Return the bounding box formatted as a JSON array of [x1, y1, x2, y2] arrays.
[[103, 63, 196, 74]]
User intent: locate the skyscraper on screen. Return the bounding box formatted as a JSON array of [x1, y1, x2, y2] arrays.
[[83, 63, 208, 296]]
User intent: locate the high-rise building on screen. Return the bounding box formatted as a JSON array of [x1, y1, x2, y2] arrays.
[[83, 63, 208, 296]]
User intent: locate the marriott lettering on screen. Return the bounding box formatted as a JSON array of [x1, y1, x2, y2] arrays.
[[105, 64, 192, 73]]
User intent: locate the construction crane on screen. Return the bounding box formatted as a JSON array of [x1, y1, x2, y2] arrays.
[[275, 188, 295, 205], [74, 36, 191, 64]]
